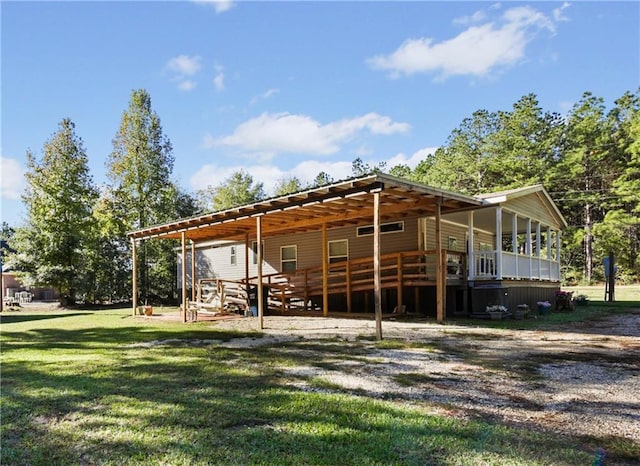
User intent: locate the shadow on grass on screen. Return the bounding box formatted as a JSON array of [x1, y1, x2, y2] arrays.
[[1, 346, 599, 466], [0, 325, 262, 352], [0, 313, 88, 324]]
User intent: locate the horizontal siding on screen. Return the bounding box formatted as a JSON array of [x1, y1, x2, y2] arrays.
[[504, 194, 560, 229], [425, 219, 479, 251]]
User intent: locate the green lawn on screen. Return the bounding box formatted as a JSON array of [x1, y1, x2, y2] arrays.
[[0, 306, 632, 465]]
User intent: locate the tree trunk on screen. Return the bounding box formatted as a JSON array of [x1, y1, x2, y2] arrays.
[[584, 202, 593, 284]]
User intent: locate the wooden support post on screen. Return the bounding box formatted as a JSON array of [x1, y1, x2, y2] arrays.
[[257, 216, 264, 330], [322, 223, 329, 317], [132, 238, 138, 316], [526, 218, 532, 277], [303, 269, 309, 312], [512, 213, 518, 278], [467, 211, 475, 281], [191, 241, 196, 302], [244, 233, 249, 286], [435, 198, 444, 323], [373, 191, 383, 340], [536, 222, 542, 279], [495, 206, 502, 280], [181, 232, 187, 323], [396, 254, 403, 313], [346, 260, 352, 313]]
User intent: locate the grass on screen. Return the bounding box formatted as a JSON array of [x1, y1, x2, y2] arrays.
[[1, 306, 635, 465]]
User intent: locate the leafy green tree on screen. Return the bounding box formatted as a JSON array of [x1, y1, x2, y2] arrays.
[[273, 176, 303, 196], [596, 89, 640, 280], [550, 92, 612, 283], [388, 163, 411, 179], [11, 119, 98, 304], [198, 170, 265, 211], [312, 171, 334, 187], [351, 157, 386, 177], [416, 109, 499, 193], [0, 222, 15, 261], [106, 89, 184, 304]]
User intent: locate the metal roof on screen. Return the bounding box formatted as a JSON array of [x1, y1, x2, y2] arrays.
[[128, 173, 483, 242]]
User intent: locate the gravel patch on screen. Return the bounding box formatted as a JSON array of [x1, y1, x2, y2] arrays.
[[211, 311, 640, 447]]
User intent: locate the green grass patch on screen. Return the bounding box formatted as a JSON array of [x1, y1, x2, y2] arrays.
[[0, 307, 618, 465]]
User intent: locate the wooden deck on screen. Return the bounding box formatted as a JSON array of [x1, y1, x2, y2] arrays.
[[189, 250, 467, 316]]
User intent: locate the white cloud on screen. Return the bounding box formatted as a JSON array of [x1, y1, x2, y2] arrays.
[[207, 112, 410, 156], [166, 55, 203, 91], [367, 5, 560, 80], [0, 157, 25, 200], [553, 2, 571, 22], [192, 0, 236, 14], [387, 147, 439, 168], [178, 80, 197, 91], [166, 55, 202, 76], [250, 88, 280, 104], [189, 160, 354, 195], [453, 9, 487, 26], [213, 64, 225, 91]]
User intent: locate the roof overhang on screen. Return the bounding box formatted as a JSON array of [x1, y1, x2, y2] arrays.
[[128, 174, 483, 242]]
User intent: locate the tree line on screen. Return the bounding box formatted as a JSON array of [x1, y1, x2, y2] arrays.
[[2, 88, 638, 305]]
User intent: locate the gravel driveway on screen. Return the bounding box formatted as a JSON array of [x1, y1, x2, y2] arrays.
[[210, 311, 640, 455]]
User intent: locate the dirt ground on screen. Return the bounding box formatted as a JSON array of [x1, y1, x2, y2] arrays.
[[174, 310, 640, 459]]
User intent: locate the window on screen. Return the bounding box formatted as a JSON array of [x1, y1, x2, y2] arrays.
[[230, 246, 237, 266], [448, 236, 458, 251], [357, 221, 404, 237], [328, 239, 349, 264], [280, 245, 297, 272]]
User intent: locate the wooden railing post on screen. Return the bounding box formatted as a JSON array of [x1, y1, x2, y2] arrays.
[[396, 254, 403, 313], [346, 260, 352, 313], [322, 223, 329, 317]]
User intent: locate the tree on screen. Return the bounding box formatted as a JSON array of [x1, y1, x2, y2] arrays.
[[312, 171, 334, 187], [106, 89, 183, 304], [416, 109, 499, 193], [596, 89, 640, 281], [551, 92, 611, 283], [198, 170, 265, 211], [273, 176, 303, 196], [351, 157, 386, 177], [12, 119, 98, 304]]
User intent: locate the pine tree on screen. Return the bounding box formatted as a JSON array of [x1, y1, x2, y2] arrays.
[[13, 119, 98, 304]]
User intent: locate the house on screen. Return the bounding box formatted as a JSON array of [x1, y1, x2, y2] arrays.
[[1, 264, 58, 308], [128, 174, 566, 332]]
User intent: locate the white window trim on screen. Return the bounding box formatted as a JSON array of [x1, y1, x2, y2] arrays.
[[230, 246, 237, 266]]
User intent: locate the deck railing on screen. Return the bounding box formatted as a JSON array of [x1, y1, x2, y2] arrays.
[[474, 250, 560, 281], [245, 249, 467, 313]]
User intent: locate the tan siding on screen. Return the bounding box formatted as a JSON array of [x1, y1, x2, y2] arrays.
[[425, 219, 469, 251], [504, 194, 560, 228]]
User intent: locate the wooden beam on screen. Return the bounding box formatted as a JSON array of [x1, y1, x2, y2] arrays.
[[322, 223, 329, 317], [191, 241, 196, 302], [346, 260, 352, 313], [373, 191, 383, 340], [435, 198, 444, 323], [396, 254, 403, 314], [257, 216, 264, 330], [496, 206, 502, 280], [131, 238, 138, 316], [181, 232, 187, 323]]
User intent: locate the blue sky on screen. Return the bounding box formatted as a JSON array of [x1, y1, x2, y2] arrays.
[[1, 1, 638, 226]]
